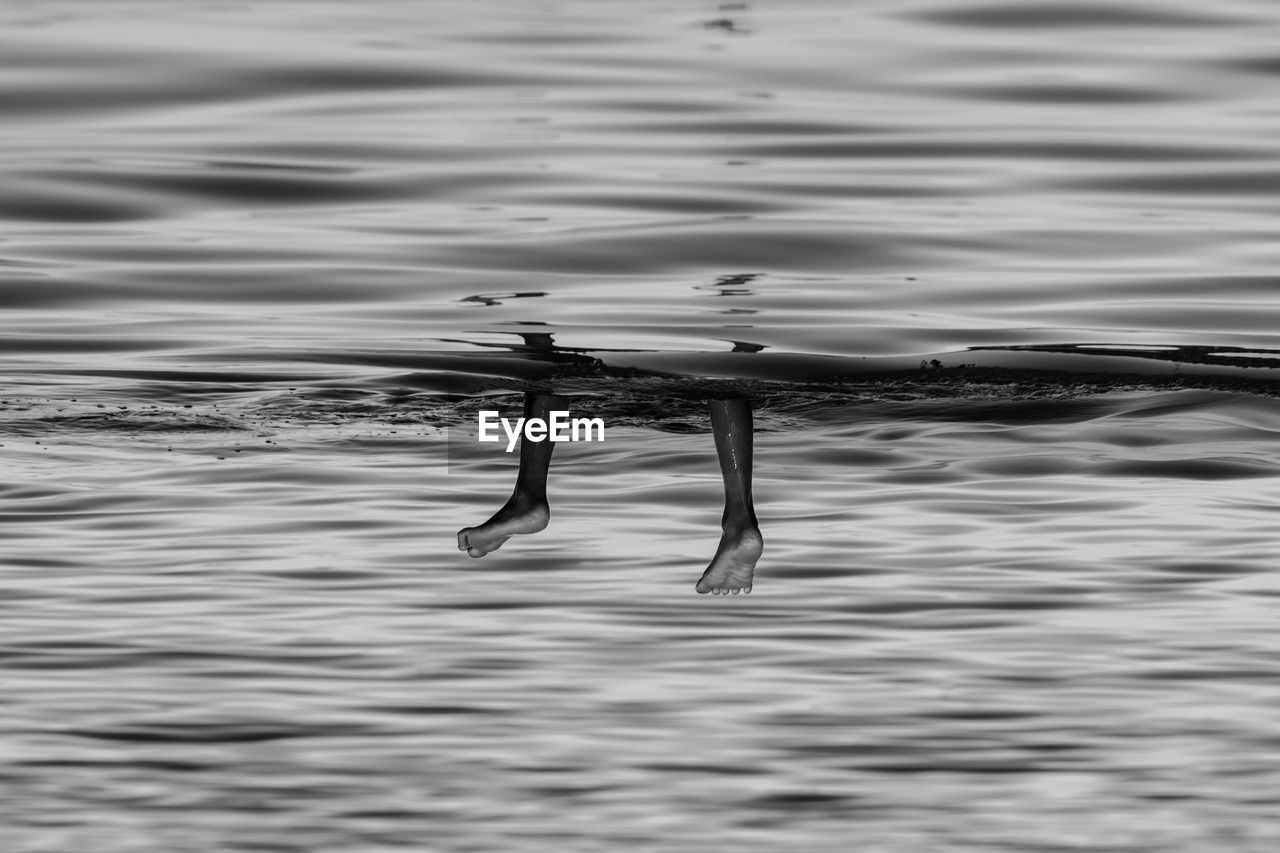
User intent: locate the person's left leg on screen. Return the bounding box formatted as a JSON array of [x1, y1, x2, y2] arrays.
[[695, 398, 763, 594], [457, 392, 562, 557]]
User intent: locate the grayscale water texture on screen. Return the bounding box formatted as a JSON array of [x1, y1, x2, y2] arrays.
[[4, 1, 1280, 850]]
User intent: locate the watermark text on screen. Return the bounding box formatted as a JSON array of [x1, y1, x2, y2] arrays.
[[478, 410, 605, 452]]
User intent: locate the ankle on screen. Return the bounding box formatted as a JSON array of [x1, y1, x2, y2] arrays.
[[511, 485, 545, 500], [507, 491, 547, 512], [721, 514, 759, 537]]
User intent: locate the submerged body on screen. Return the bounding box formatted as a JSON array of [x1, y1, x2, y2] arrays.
[[458, 394, 762, 594]]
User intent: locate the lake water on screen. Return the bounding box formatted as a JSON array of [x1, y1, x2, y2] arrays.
[[5, 1, 1280, 849]]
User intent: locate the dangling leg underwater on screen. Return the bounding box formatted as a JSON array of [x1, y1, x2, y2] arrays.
[[457, 392, 764, 593], [456, 393, 561, 557], [695, 397, 763, 595]]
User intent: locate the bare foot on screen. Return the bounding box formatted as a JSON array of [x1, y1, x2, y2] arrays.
[[695, 525, 763, 595], [457, 498, 549, 557]]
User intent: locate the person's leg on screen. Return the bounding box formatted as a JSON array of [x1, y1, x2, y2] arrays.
[[457, 392, 563, 557], [696, 398, 764, 594]]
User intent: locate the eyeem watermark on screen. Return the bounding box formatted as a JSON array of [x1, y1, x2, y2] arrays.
[[478, 410, 605, 452]]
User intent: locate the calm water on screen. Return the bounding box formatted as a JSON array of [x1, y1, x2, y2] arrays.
[[5, 1, 1280, 849]]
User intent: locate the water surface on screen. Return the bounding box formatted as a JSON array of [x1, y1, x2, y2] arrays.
[[5, 1, 1280, 849]]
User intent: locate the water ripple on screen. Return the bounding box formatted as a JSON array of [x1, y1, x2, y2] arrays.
[[6, 0, 1280, 849]]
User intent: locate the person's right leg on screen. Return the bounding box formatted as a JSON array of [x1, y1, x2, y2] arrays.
[[695, 398, 764, 594], [457, 392, 562, 557]]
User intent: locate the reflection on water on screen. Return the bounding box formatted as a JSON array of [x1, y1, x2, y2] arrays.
[[7, 0, 1280, 373]]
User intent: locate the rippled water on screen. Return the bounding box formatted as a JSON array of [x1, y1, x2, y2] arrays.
[[6, 1, 1280, 849]]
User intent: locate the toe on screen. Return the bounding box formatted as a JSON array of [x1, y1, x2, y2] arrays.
[[457, 530, 470, 551]]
